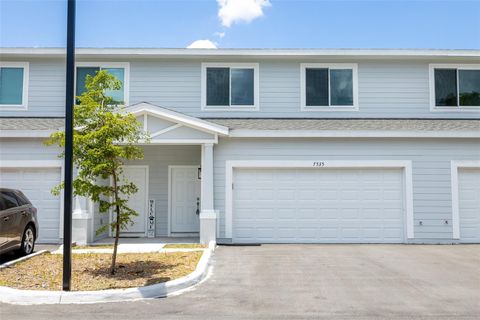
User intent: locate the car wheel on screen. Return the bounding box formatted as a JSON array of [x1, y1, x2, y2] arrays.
[[19, 226, 35, 256]]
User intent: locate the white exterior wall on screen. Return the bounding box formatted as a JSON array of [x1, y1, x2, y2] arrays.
[[1, 57, 479, 119], [213, 137, 480, 242]]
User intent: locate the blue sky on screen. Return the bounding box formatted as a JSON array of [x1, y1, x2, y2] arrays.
[[0, 0, 479, 49]]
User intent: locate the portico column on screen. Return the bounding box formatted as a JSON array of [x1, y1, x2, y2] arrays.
[[200, 143, 216, 244], [71, 168, 94, 245]]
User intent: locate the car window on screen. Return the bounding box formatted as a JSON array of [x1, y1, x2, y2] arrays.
[[0, 191, 19, 210], [14, 191, 30, 206]]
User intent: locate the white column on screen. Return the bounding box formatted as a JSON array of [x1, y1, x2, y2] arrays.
[[71, 168, 94, 244], [200, 143, 216, 244]]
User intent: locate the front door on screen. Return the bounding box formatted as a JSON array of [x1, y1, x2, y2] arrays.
[[118, 166, 148, 235], [171, 166, 201, 233]]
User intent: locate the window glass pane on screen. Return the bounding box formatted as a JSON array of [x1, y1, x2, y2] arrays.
[[231, 68, 254, 105], [0, 191, 19, 210], [14, 191, 30, 206], [206, 67, 229, 106], [76, 67, 99, 97], [306, 68, 328, 106], [459, 70, 480, 106], [435, 69, 458, 106], [104, 68, 125, 104], [0, 67, 24, 105], [330, 69, 353, 106]]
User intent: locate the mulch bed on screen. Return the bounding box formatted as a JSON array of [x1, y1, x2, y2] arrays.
[[0, 251, 202, 291]]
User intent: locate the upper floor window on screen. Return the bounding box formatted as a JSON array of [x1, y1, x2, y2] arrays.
[[0, 62, 29, 110], [430, 64, 480, 111], [201, 63, 259, 111], [301, 63, 359, 111], [76, 62, 129, 105]]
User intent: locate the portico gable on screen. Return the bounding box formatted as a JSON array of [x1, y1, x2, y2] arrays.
[[121, 102, 228, 244]]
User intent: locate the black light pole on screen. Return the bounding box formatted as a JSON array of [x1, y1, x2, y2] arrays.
[[63, 0, 76, 291]]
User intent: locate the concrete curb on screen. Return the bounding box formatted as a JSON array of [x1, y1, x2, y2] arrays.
[[0, 250, 48, 270], [0, 242, 215, 305]]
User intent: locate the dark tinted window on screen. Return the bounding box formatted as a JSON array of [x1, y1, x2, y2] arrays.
[[14, 191, 30, 206], [231, 68, 254, 105], [0, 191, 19, 210], [459, 70, 480, 106], [206, 67, 229, 106], [306, 68, 329, 106], [76, 67, 100, 98], [435, 69, 458, 107]]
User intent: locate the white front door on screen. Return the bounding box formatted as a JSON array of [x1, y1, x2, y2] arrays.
[[119, 166, 148, 234], [170, 166, 201, 233]]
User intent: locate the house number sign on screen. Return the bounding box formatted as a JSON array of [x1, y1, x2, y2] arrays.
[[312, 161, 326, 167], [147, 199, 155, 238]]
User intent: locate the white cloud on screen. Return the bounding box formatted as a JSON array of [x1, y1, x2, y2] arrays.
[[217, 0, 271, 28], [214, 31, 226, 38], [186, 39, 218, 49]]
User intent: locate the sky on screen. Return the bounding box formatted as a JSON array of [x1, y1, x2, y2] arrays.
[[0, 0, 479, 49]]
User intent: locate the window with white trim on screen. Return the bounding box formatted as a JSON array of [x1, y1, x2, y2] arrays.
[[430, 64, 480, 111], [202, 63, 259, 110], [0, 62, 29, 110], [301, 63, 358, 111], [76, 62, 129, 105]]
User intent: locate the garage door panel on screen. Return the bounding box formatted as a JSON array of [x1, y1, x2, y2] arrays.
[[233, 168, 405, 243], [458, 169, 480, 243], [0, 167, 61, 243]]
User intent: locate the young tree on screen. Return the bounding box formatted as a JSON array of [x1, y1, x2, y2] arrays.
[[47, 70, 148, 274]]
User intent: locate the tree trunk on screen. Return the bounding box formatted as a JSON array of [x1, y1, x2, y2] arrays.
[[110, 170, 121, 275]]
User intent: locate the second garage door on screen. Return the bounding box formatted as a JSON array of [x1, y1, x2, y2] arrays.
[[0, 167, 61, 244], [458, 168, 480, 243], [233, 168, 405, 243]]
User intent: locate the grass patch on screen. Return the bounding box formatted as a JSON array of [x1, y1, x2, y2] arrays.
[[0, 251, 202, 291], [163, 244, 207, 249]]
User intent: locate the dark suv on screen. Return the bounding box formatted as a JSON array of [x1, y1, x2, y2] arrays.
[[0, 188, 39, 256]]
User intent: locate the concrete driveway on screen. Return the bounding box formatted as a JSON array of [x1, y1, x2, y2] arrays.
[[1, 244, 479, 319]]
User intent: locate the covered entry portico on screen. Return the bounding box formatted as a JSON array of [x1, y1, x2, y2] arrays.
[[124, 102, 229, 244], [71, 102, 229, 245]]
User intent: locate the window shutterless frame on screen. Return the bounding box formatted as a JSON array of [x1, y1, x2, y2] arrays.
[[429, 63, 480, 112], [0, 62, 29, 110], [300, 63, 359, 111], [201, 63, 259, 111], [74, 62, 130, 106]]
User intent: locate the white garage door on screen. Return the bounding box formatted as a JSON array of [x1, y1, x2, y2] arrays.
[[233, 168, 405, 243], [458, 169, 480, 243], [0, 167, 61, 243]]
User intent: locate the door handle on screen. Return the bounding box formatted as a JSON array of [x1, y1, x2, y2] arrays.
[[3, 216, 9, 222], [195, 197, 200, 216], [21, 211, 27, 216]]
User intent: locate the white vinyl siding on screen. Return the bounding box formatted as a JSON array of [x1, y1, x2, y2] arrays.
[[233, 168, 405, 243], [213, 138, 480, 242], [2, 58, 480, 118]]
